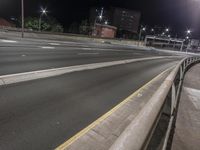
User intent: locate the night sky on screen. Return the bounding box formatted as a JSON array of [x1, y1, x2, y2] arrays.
[[0, 0, 200, 37]]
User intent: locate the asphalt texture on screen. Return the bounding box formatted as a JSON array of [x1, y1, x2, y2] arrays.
[[0, 57, 179, 150], [0, 37, 172, 75]]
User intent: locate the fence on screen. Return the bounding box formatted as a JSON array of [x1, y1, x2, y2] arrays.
[[109, 57, 200, 150]]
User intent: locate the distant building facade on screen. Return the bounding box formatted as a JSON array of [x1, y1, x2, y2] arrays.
[[89, 7, 141, 38], [92, 23, 117, 38], [110, 7, 141, 34], [0, 18, 15, 27]]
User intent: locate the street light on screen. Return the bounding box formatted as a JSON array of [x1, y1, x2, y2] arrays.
[[138, 26, 146, 45], [21, 0, 24, 38], [99, 15, 103, 20], [93, 7, 104, 36], [39, 8, 47, 32], [165, 28, 169, 32], [187, 29, 191, 34], [105, 20, 108, 25]]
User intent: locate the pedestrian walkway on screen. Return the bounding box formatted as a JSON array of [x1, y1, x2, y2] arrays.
[[172, 63, 200, 150]]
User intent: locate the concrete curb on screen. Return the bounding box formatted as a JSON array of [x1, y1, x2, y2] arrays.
[[0, 56, 175, 86]]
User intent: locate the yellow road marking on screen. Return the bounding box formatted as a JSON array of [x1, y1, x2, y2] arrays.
[[55, 66, 174, 150]]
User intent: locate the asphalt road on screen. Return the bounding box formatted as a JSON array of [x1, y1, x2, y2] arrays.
[[0, 58, 179, 150], [0, 37, 171, 75]]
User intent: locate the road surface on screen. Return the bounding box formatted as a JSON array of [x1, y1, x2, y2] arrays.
[[0, 37, 180, 150], [0, 37, 171, 75]]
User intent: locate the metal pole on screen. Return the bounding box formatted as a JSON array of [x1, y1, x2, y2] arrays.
[[180, 41, 183, 51], [138, 28, 142, 46], [21, 0, 24, 38], [100, 7, 104, 23], [39, 15, 42, 32], [93, 17, 97, 36]]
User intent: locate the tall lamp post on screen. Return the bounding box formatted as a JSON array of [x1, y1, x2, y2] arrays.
[[39, 8, 47, 32], [21, 0, 24, 38], [186, 29, 191, 52], [138, 27, 146, 46], [93, 7, 104, 36]]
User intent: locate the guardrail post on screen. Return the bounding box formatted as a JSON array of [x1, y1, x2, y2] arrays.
[[183, 61, 186, 72], [171, 83, 176, 115], [180, 66, 183, 80]]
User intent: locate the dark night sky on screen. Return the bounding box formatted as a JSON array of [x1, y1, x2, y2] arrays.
[[0, 0, 200, 37]]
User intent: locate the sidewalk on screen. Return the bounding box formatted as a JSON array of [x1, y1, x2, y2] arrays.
[[172, 63, 200, 150]]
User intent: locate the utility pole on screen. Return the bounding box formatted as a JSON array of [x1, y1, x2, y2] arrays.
[[39, 8, 47, 32], [138, 27, 145, 46], [39, 14, 42, 32], [21, 0, 24, 38]]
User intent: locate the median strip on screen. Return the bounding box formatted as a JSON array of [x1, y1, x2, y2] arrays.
[[0, 56, 175, 86]]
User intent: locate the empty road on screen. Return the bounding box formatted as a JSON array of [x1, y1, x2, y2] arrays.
[[0, 37, 181, 150], [0, 37, 171, 75]]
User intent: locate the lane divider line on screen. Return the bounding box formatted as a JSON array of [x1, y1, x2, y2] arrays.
[[40, 46, 55, 49], [49, 43, 61, 46], [0, 39, 17, 43], [55, 65, 175, 150], [0, 56, 178, 86]]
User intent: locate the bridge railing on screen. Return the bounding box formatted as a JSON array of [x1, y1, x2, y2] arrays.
[[109, 56, 200, 150]]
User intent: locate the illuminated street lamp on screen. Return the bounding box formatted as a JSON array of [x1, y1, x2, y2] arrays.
[[105, 20, 108, 25], [99, 7, 104, 22], [99, 15, 103, 19], [39, 8, 47, 32], [93, 7, 104, 36], [165, 28, 169, 32], [138, 26, 146, 45], [187, 29, 191, 34]]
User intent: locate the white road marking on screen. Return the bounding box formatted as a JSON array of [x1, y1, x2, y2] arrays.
[[80, 47, 92, 50], [49, 43, 60, 46], [40, 46, 55, 49], [21, 54, 26, 57], [0, 40, 17, 43], [0, 56, 168, 86]]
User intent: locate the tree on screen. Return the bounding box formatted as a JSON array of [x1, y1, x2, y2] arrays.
[[79, 19, 90, 34], [24, 16, 64, 32], [68, 22, 79, 33], [25, 17, 40, 30]]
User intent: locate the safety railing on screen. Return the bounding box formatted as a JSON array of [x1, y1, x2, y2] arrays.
[[109, 56, 200, 150]]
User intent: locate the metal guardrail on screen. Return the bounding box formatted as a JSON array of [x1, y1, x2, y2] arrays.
[[109, 56, 200, 150]]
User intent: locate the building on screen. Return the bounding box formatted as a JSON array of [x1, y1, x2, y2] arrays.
[[0, 18, 15, 27], [92, 23, 117, 38], [110, 7, 141, 34], [89, 7, 141, 38]]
